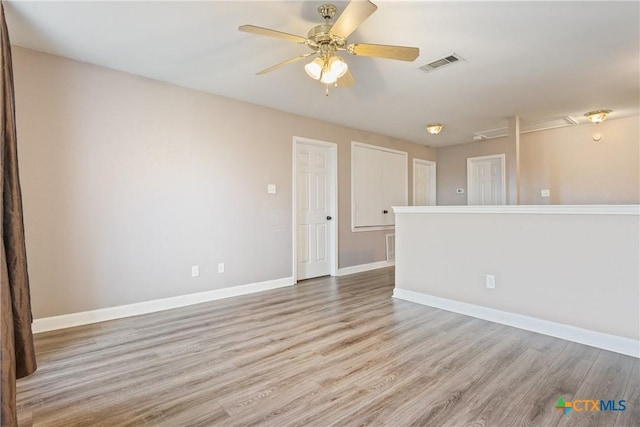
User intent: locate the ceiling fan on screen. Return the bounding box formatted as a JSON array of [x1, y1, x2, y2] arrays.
[[238, 0, 419, 92]]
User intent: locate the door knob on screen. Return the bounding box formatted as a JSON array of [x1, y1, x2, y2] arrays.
[[326, 216, 332, 220]]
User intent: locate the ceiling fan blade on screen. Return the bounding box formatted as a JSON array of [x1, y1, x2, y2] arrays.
[[238, 25, 307, 44], [256, 53, 316, 75], [348, 43, 419, 61], [330, 0, 378, 39], [336, 69, 355, 88]]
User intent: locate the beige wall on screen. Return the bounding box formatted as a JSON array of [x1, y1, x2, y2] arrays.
[[395, 209, 640, 341], [435, 137, 512, 205], [520, 116, 640, 204], [15, 45, 637, 319], [13, 47, 435, 317], [436, 117, 639, 205]]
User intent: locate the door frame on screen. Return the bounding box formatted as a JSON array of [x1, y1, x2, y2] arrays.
[[292, 136, 338, 282], [412, 158, 437, 206], [466, 153, 506, 205]]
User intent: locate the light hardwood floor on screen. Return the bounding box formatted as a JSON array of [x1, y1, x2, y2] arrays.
[[17, 268, 639, 426]]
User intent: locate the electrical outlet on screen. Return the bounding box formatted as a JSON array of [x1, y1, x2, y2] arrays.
[[541, 189, 550, 198], [191, 265, 199, 277], [486, 274, 496, 289], [218, 263, 225, 273]]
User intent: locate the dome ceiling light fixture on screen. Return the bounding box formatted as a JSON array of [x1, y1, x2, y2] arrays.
[[425, 123, 444, 135], [585, 109, 612, 124]]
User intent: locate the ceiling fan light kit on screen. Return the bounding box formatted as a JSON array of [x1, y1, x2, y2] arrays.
[[305, 52, 348, 85], [239, 0, 419, 92]]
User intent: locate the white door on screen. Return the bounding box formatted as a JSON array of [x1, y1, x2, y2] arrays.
[[351, 142, 408, 229], [296, 141, 335, 280], [467, 154, 506, 205], [381, 151, 407, 225], [352, 144, 383, 227], [413, 159, 436, 206]]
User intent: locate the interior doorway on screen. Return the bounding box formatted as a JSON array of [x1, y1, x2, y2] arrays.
[[467, 154, 506, 205], [293, 137, 337, 281], [413, 159, 436, 206]]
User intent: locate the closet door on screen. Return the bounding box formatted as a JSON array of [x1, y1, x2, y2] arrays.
[[352, 142, 408, 230], [353, 144, 383, 227], [381, 151, 408, 225]]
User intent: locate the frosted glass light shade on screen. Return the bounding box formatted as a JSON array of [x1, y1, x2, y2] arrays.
[[328, 56, 348, 79], [304, 58, 323, 80], [320, 63, 337, 84]]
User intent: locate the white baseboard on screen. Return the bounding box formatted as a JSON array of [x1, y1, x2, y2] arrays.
[[393, 288, 640, 358], [337, 260, 395, 276], [33, 276, 295, 334]]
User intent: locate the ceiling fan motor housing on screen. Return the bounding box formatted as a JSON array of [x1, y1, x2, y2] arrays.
[[307, 24, 346, 52]]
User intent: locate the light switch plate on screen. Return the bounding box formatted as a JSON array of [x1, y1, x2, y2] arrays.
[[267, 184, 276, 194], [486, 274, 495, 289]]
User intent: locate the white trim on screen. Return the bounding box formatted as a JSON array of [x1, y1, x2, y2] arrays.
[[467, 153, 507, 206], [292, 136, 338, 281], [33, 276, 294, 334], [351, 141, 408, 156], [337, 260, 395, 276], [392, 288, 640, 358], [392, 204, 640, 215], [351, 225, 396, 233], [412, 158, 437, 206]]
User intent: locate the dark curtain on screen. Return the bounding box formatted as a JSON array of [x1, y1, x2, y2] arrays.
[[0, 2, 37, 426]]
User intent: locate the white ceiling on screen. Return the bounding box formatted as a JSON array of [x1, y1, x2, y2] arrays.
[[5, 1, 639, 147]]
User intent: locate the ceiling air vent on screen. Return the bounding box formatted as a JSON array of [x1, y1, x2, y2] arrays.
[[419, 53, 464, 73]]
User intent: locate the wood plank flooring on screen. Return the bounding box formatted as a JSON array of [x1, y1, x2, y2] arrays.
[[16, 268, 639, 426]]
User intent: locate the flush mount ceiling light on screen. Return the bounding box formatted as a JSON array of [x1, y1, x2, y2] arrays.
[[425, 123, 444, 135], [585, 110, 612, 124]]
